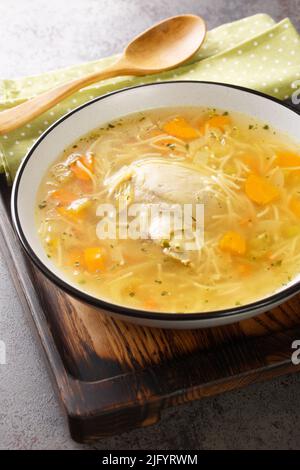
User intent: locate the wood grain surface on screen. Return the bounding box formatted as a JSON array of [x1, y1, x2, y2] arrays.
[[1, 176, 300, 442]]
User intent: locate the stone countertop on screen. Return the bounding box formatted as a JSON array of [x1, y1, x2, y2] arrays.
[[0, 0, 300, 450]]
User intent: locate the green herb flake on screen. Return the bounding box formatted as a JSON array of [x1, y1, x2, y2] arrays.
[[271, 259, 282, 267], [38, 201, 47, 209]]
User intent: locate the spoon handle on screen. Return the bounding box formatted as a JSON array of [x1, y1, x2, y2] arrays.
[[0, 58, 136, 135]]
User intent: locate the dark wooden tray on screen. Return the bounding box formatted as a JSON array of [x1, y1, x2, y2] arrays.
[[1, 176, 300, 443]]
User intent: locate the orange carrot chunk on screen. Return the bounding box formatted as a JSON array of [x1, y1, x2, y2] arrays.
[[206, 115, 231, 131], [276, 151, 300, 168], [245, 174, 279, 205], [84, 247, 106, 272], [289, 196, 300, 218], [219, 231, 246, 255], [162, 117, 198, 140]]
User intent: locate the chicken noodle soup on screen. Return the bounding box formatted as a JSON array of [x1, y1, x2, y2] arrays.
[[36, 107, 300, 313]]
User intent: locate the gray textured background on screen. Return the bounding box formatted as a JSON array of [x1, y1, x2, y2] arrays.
[[1, 0, 300, 450]]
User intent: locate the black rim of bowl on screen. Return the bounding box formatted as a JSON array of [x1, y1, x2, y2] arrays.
[[11, 80, 300, 322]]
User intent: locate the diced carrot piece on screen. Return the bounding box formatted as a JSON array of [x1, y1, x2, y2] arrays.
[[70, 153, 94, 180], [71, 162, 90, 180], [245, 174, 279, 205], [162, 117, 198, 140], [84, 246, 106, 272], [289, 196, 300, 218], [67, 248, 85, 267], [276, 151, 300, 168], [219, 231, 246, 255], [206, 115, 231, 131], [49, 189, 76, 205]]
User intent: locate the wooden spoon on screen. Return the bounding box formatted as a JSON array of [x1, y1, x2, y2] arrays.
[[0, 15, 206, 135]]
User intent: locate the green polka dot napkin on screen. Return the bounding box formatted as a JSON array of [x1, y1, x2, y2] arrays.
[[1, 13, 300, 183]]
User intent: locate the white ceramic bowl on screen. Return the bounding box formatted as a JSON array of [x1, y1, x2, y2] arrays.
[[11, 81, 300, 329]]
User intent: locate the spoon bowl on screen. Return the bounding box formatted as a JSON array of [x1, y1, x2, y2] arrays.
[[124, 15, 206, 71]]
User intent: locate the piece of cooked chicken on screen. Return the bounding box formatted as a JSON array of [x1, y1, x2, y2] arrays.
[[104, 158, 225, 264]]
